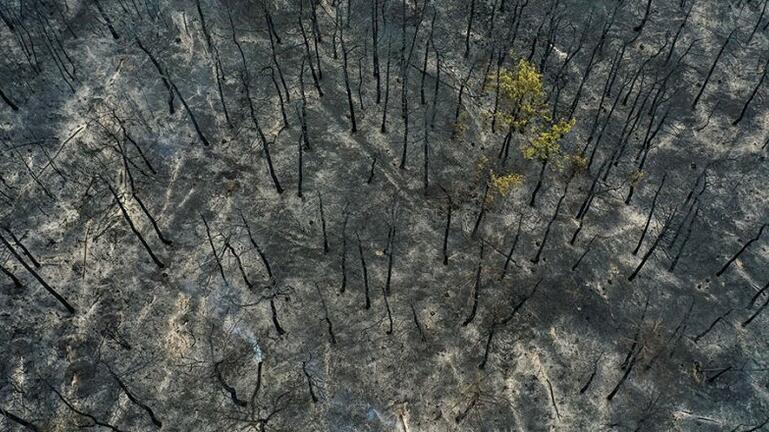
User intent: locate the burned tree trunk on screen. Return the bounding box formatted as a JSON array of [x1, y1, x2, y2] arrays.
[[316, 283, 337, 344], [464, 0, 476, 58], [215, 361, 248, 407], [441, 188, 452, 265], [733, 56, 769, 126], [0, 87, 19, 111], [356, 232, 371, 309], [628, 207, 678, 281], [107, 181, 165, 270], [106, 366, 163, 428], [340, 26, 357, 133], [135, 38, 175, 114], [0, 232, 75, 314], [462, 243, 484, 326], [633, 173, 666, 255], [691, 28, 735, 110], [633, 0, 653, 32], [531, 183, 568, 264], [0, 407, 40, 431], [716, 224, 768, 277]]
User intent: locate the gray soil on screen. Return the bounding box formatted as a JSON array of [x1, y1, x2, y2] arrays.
[[2, 0, 769, 431]]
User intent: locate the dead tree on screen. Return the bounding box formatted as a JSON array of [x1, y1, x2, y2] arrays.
[[215, 361, 248, 407], [302, 361, 319, 403], [453, 62, 476, 127], [381, 35, 393, 133], [297, 126, 304, 198], [106, 181, 165, 270], [748, 0, 768, 43], [441, 188, 452, 265], [340, 210, 349, 293], [633, 173, 666, 255], [572, 235, 598, 271], [53, 388, 125, 431], [0, 87, 19, 111], [0, 263, 24, 289], [224, 240, 253, 290], [462, 243, 484, 326], [633, 0, 653, 32], [607, 345, 640, 401], [340, 25, 358, 133], [2, 227, 40, 268], [664, 1, 694, 64], [382, 279, 394, 335], [266, 66, 289, 128], [692, 308, 732, 343], [479, 279, 540, 369], [356, 232, 371, 309], [168, 79, 211, 147], [0, 232, 75, 314], [420, 16, 433, 105], [201, 215, 228, 286], [733, 56, 769, 126], [716, 223, 768, 277], [135, 39, 174, 114], [298, 59, 311, 151], [270, 296, 286, 336], [316, 283, 337, 344], [92, 0, 120, 39], [567, 4, 620, 119], [372, 0, 381, 103], [234, 36, 283, 193], [260, 8, 290, 103], [464, 0, 476, 58], [669, 206, 699, 272], [385, 221, 397, 296], [105, 365, 162, 428], [528, 159, 548, 208], [299, 5, 323, 97], [691, 28, 735, 110], [500, 213, 523, 280], [628, 207, 678, 281], [411, 303, 427, 341], [531, 182, 569, 264], [118, 140, 172, 246], [0, 407, 40, 431], [742, 294, 769, 328], [249, 360, 263, 411], [471, 183, 490, 238], [415, 94, 428, 180], [318, 192, 329, 254]]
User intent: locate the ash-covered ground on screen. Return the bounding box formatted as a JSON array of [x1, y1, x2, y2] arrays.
[[2, 0, 769, 430]]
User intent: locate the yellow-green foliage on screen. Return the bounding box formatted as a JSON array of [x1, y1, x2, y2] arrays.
[[490, 171, 524, 196], [522, 119, 576, 162], [630, 169, 645, 185], [571, 154, 589, 173], [453, 113, 468, 138], [497, 59, 549, 132]]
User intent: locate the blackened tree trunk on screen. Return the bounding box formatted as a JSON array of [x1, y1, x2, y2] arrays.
[[464, 0, 476, 58], [633, 0, 653, 32], [107, 181, 165, 270], [691, 28, 735, 109], [628, 207, 678, 281], [716, 224, 768, 277], [356, 232, 371, 309], [340, 27, 358, 133], [0, 87, 19, 111], [462, 243, 484, 326], [0, 232, 75, 314], [733, 56, 769, 126], [633, 173, 667, 255]]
